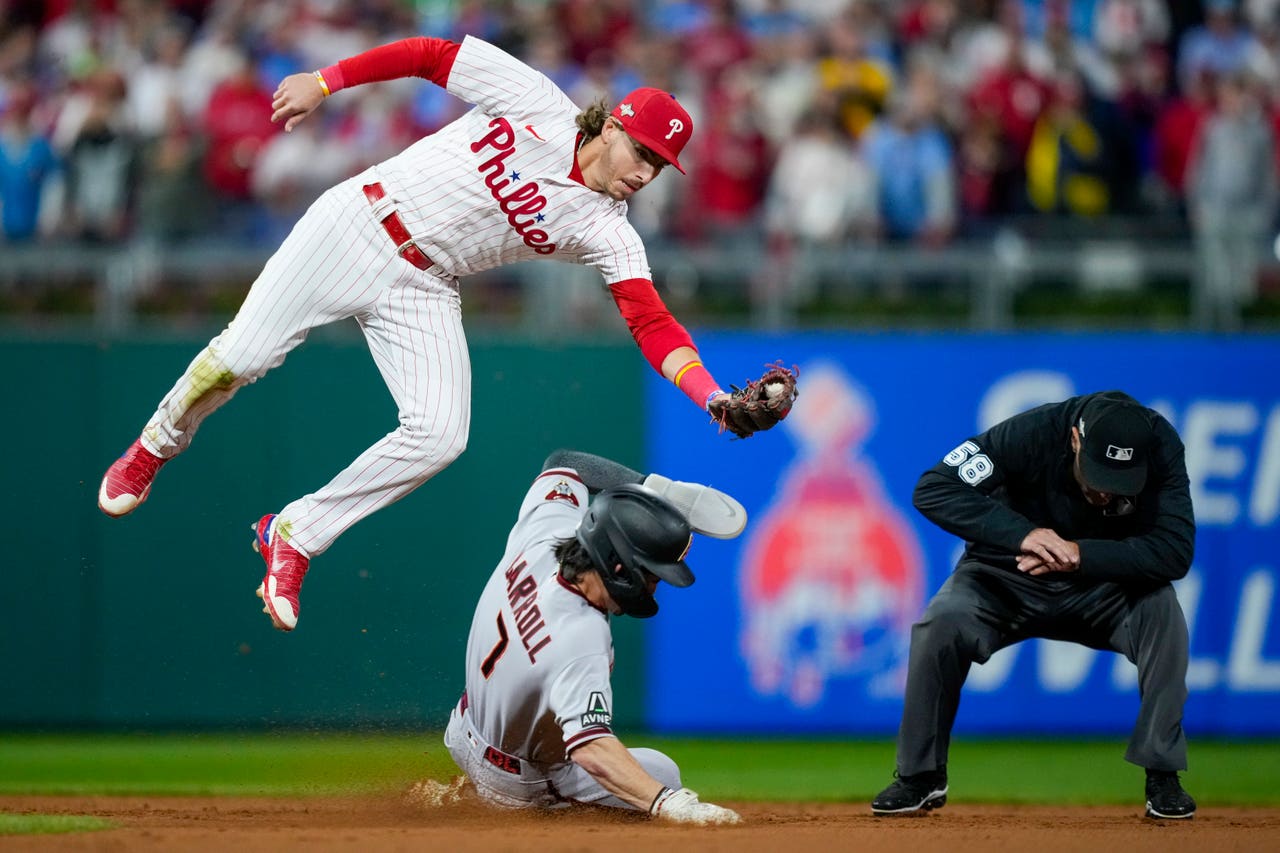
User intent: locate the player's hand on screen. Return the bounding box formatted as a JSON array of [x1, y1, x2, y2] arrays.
[[650, 786, 742, 825], [1018, 528, 1080, 575], [271, 72, 327, 132]]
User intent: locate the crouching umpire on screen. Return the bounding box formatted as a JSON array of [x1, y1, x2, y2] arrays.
[[872, 390, 1197, 820]]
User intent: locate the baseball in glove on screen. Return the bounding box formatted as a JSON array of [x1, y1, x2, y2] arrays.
[[709, 361, 800, 439]]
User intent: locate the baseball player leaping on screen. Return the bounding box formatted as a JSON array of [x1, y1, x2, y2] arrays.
[[440, 449, 743, 823], [97, 34, 793, 632]]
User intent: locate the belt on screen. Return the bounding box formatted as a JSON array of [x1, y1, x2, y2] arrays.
[[362, 182, 434, 271], [458, 691, 523, 775]]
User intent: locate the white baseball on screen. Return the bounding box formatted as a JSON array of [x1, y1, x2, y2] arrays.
[[764, 382, 785, 400]]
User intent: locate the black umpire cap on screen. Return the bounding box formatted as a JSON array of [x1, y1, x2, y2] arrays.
[[1076, 394, 1155, 496]]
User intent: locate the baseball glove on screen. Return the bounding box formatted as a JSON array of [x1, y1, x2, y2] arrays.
[[709, 361, 799, 439]]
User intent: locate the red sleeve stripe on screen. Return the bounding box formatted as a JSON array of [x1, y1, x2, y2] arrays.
[[325, 37, 460, 93], [607, 278, 695, 372], [537, 469, 583, 484], [565, 728, 614, 751]]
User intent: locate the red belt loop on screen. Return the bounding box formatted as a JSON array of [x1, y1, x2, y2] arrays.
[[362, 182, 435, 272]]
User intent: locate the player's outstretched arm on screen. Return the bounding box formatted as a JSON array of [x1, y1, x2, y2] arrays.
[[273, 38, 462, 133], [569, 736, 740, 824]]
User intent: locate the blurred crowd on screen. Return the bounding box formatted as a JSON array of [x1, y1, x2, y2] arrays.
[[1, 0, 1279, 267]]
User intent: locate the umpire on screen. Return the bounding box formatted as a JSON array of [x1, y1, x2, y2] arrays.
[[872, 390, 1197, 819]]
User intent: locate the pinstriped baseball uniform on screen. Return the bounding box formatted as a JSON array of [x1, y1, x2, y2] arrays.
[[444, 467, 680, 808], [136, 36, 661, 558]]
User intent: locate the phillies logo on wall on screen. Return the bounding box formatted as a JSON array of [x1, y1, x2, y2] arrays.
[[739, 363, 926, 708]]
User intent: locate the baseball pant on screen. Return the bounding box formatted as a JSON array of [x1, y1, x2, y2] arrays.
[[137, 169, 472, 557], [444, 705, 681, 810], [896, 560, 1189, 776]]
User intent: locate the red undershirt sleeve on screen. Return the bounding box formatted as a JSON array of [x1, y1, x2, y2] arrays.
[[608, 278, 696, 373], [319, 37, 460, 93]]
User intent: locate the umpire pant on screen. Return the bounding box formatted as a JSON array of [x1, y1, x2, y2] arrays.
[[896, 560, 1189, 776]]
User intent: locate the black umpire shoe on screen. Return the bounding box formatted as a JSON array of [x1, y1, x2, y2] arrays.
[[871, 767, 948, 815], [1145, 770, 1196, 819]]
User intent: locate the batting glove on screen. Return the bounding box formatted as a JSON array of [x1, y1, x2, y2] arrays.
[[649, 786, 742, 825]]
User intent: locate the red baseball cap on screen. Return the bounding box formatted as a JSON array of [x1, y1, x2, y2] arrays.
[[610, 87, 693, 174]]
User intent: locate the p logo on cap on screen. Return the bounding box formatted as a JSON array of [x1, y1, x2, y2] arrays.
[[610, 87, 693, 174]]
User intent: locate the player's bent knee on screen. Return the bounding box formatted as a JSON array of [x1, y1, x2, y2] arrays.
[[914, 605, 978, 642], [630, 747, 681, 792]]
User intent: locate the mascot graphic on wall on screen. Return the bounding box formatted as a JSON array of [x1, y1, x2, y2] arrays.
[[739, 363, 926, 708]]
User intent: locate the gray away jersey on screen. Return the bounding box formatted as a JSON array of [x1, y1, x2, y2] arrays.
[[460, 468, 616, 768]]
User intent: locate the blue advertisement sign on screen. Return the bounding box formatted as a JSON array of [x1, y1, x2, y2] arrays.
[[646, 333, 1280, 736]]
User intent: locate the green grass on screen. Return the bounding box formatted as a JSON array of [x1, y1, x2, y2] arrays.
[[1, 733, 1277, 806], [0, 814, 115, 835]]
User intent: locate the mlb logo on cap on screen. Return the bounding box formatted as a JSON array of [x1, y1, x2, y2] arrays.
[[611, 87, 693, 174], [1077, 393, 1154, 496]]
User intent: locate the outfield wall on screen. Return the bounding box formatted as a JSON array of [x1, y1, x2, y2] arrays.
[[0, 330, 646, 729]]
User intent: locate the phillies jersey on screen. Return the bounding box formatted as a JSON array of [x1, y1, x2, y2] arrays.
[[372, 36, 650, 283], [460, 467, 616, 768]]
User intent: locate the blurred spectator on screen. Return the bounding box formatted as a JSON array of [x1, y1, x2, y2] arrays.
[[758, 102, 876, 326], [1025, 71, 1121, 217], [955, 111, 1003, 226], [968, 18, 1052, 214], [843, 0, 897, 67], [179, 16, 246, 119], [555, 0, 636, 68], [1151, 66, 1214, 204], [1187, 72, 1277, 330], [1092, 0, 1169, 57], [680, 0, 754, 92], [742, 0, 811, 43], [521, 28, 584, 98], [566, 41, 643, 108], [862, 60, 956, 245], [1042, 0, 1120, 98], [817, 7, 894, 139], [135, 103, 207, 244], [61, 70, 136, 241], [646, 0, 710, 37], [250, 117, 352, 245], [896, 0, 960, 48], [1021, 0, 1099, 42], [0, 83, 58, 241], [752, 25, 820, 148], [1178, 0, 1259, 85], [126, 18, 189, 139], [680, 69, 772, 242], [1114, 45, 1175, 209], [764, 105, 877, 247], [201, 49, 278, 201]]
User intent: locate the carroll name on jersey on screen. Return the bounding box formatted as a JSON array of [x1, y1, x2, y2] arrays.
[[505, 556, 552, 662]]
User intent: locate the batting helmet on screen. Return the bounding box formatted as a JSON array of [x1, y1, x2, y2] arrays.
[[576, 484, 694, 618]]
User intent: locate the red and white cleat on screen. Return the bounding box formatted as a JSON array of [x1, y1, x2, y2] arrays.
[[98, 439, 167, 517], [252, 514, 311, 632]]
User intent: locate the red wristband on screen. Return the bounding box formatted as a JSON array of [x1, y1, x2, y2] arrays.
[[673, 361, 722, 411]]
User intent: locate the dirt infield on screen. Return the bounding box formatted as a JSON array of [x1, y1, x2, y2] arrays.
[[2, 795, 1277, 852]]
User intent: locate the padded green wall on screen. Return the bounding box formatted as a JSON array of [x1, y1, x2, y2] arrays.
[[0, 329, 645, 729]]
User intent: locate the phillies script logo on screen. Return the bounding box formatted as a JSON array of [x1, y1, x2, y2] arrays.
[[471, 117, 556, 255]]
